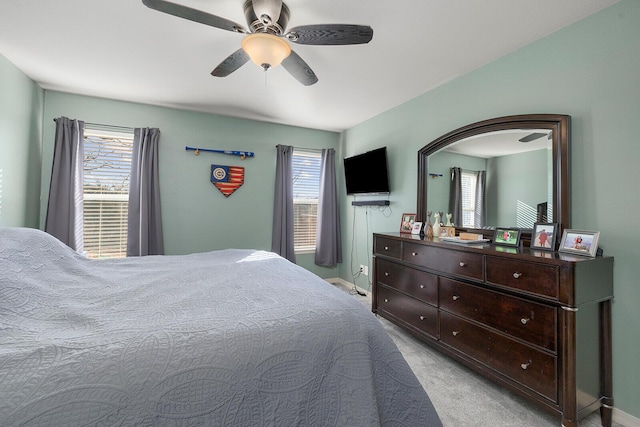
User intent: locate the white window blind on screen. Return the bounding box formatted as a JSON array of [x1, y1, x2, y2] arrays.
[[461, 171, 477, 227], [292, 149, 321, 252], [83, 128, 133, 259]]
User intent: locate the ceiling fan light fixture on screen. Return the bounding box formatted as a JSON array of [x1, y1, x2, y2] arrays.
[[241, 33, 291, 70]]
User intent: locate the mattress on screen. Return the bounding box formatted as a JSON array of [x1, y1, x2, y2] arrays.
[[0, 227, 441, 426]]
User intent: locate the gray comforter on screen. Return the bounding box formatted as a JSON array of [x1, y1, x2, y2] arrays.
[[0, 227, 441, 426]]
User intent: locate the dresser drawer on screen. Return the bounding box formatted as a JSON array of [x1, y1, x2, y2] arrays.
[[439, 278, 557, 352], [375, 236, 402, 259], [376, 259, 438, 305], [440, 311, 557, 402], [403, 243, 483, 281], [377, 285, 438, 338], [486, 256, 559, 300]]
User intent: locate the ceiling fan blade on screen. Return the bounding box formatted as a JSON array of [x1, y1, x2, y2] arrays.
[[281, 50, 318, 86], [252, 0, 282, 25], [142, 0, 247, 33], [285, 24, 373, 45], [211, 49, 250, 77], [519, 132, 548, 142]]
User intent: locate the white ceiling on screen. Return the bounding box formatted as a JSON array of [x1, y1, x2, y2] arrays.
[[0, 0, 618, 132]]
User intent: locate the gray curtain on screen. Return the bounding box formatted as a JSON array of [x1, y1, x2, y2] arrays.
[[474, 170, 486, 228], [271, 145, 296, 263], [45, 117, 85, 252], [315, 148, 342, 267], [449, 167, 462, 227], [127, 128, 164, 256]]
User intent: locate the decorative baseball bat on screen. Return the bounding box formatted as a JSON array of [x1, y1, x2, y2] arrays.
[[185, 146, 255, 159]]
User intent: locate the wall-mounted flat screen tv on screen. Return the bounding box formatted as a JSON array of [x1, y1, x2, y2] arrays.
[[343, 147, 390, 195]]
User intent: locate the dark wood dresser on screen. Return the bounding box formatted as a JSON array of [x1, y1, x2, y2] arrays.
[[372, 232, 614, 427]]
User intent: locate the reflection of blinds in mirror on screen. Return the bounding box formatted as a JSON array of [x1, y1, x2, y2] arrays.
[[461, 171, 476, 227], [516, 200, 537, 229]]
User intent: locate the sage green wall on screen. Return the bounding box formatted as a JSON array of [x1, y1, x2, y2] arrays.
[[40, 92, 340, 277], [0, 54, 43, 227], [340, 0, 640, 419], [490, 149, 548, 227]]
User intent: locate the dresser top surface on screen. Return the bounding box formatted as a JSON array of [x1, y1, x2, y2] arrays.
[[374, 232, 612, 266]]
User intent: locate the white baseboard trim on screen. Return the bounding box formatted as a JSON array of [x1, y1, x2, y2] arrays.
[[614, 407, 640, 427], [325, 277, 369, 297], [324, 280, 639, 427]]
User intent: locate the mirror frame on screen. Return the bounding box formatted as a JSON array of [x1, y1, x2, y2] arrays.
[[417, 114, 571, 242]]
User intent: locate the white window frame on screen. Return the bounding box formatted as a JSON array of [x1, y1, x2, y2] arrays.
[[82, 127, 134, 259], [292, 149, 322, 253]]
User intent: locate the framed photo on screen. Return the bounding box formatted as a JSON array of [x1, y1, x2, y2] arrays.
[[531, 223, 558, 250], [442, 226, 456, 237], [411, 222, 423, 235], [400, 213, 416, 233], [493, 228, 521, 247], [559, 229, 600, 257]]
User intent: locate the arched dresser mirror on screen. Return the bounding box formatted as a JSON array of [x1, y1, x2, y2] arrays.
[[417, 114, 571, 245]]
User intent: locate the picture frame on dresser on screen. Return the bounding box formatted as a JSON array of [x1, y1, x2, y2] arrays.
[[559, 229, 600, 257], [531, 222, 558, 250], [400, 213, 416, 233], [493, 228, 521, 247], [411, 221, 423, 235]]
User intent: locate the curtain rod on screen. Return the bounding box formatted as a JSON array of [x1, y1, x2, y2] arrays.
[[275, 145, 327, 152], [453, 167, 480, 174], [52, 118, 135, 132]]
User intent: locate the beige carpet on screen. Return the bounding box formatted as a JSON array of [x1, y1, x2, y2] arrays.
[[333, 282, 621, 427]]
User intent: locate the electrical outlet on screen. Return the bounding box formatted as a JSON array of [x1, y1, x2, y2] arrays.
[[360, 265, 368, 275]]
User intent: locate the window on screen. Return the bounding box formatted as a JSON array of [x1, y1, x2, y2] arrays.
[[83, 128, 134, 259], [292, 149, 322, 252], [461, 171, 477, 227]]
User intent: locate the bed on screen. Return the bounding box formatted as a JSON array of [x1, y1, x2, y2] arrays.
[[0, 227, 441, 426]]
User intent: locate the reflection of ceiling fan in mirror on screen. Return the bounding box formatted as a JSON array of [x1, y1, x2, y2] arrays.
[[518, 132, 551, 142], [142, 0, 374, 85], [446, 129, 552, 158]]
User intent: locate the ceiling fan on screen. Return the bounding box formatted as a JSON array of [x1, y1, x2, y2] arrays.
[[141, 0, 374, 86], [518, 132, 551, 142]]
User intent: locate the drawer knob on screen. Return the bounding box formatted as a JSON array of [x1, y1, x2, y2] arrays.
[[452, 331, 460, 336], [452, 295, 460, 301], [419, 284, 425, 289], [459, 261, 467, 267], [513, 272, 523, 279], [520, 317, 530, 325], [384, 298, 389, 303], [384, 246, 389, 251], [412, 252, 418, 257], [384, 272, 389, 277], [521, 362, 531, 370], [419, 315, 425, 321]]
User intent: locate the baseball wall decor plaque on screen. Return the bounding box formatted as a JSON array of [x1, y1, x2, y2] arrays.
[[211, 165, 244, 197]]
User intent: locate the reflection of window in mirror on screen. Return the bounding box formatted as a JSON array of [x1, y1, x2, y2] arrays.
[[461, 171, 477, 227]]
